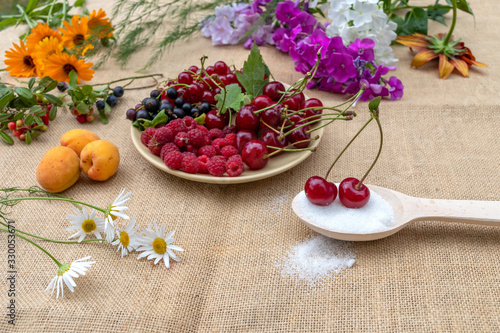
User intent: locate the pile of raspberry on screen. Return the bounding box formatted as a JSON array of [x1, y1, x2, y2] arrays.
[[141, 116, 244, 177]]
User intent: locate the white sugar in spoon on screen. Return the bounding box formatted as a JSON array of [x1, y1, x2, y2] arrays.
[[292, 184, 500, 241]]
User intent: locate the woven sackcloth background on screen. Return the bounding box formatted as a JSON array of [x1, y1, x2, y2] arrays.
[[0, 0, 499, 331]]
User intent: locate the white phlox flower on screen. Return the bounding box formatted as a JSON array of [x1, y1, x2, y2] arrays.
[[111, 216, 141, 258], [66, 207, 105, 242], [45, 256, 95, 299]]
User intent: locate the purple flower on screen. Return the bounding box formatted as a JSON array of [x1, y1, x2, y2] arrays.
[[328, 53, 357, 83], [289, 12, 317, 34], [275, 0, 301, 24], [348, 38, 375, 62], [387, 76, 404, 100]]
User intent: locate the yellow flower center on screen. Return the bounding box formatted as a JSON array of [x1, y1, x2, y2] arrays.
[[81, 219, 97, 233], [152, 238, 167, 255], [120, 231, 130, 247]]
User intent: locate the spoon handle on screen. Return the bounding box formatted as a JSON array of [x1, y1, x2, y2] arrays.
[[409, 197, 500, 226]]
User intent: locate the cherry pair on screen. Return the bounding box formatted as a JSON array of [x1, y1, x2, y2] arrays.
[[304, 176, 370, 208]]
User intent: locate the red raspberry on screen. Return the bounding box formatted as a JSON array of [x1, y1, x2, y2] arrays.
[[188, 128, 209, 148], [226, 155, 244, 177], [197, 125, 209, 134], [197, 155, 209, 174], [186, 144, 199, 156], [147, 141, 162, 156], [153, 127, 173, 145], [222, 125, 237, 135], [167, 119, 187, 135], [181, 154, 199, 174], [198, 145, 217, 158], [164, 151, 183, 170], [183, 116, 197, 130], [211, 138, 229, 152], [225, 133, 237, 147], [208, 128, 224, 141], [160, 142, 180, 160], [221, 145, 239, 159], [182, 151, 196, 158], [174, 131, 188, 148], [141, 127, 156, 146], [207, 156, 226, 177]]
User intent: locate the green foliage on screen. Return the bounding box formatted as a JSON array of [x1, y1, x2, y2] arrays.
[[235, 43, 269, 100], [215, 84, 246, 115]]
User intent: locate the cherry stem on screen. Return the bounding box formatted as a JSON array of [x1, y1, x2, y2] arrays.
[[260, 119, 281, 134], [324, 117, 373, 180], [266, 136, 319, 158], [356, 114, 383, 190]]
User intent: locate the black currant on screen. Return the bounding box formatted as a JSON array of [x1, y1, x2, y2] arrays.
[[174, 97, 184, 108], [96, 100, 105, 110], [182, 103, 192, 113], [143, 98, 160, 113], [159, 102, 173, 112], [200, 102, 211, 113], [167, 87, 178, 99], [135, 110, 152, 121], [113, 86, 124, 98], [106, 95, 118, 107], [173, 108, 186, 119], [57, 82, 68, 92], [189, 107, 201, 118], [150, 90, 160, 98], [126, 108, 136, 121]]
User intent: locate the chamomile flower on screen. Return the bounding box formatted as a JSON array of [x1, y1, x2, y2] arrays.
[[136, 221, 184, 268], [104, 188, 131, 243], [45, 256, 95, 299], [66, 207, 105, 242], [112, 216, 141, 257]]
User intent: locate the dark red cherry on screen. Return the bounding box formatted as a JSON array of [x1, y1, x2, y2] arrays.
[[259, 129, 286, 156], [205, 109, 228, 130], [235, 104, 260, 131], [338, 177, 370, 208], [252, 95, 274, 109], [304, 176, 337, 206], [260, 106, 281, 129], [291, 90, 305, 108], [263, 81, 285, 101], [282, 97, 299, 111], [303, 98, 323, 120], [241, 140, 269, 170], [235, 129, 257, 151], [288, 126, 311, 148]]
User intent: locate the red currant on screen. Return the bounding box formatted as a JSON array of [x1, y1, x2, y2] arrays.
[[304, 176, 337, 206], [338, 177, 370, 208], [214, 61, 228, 75], [178, 72, 193, 85]]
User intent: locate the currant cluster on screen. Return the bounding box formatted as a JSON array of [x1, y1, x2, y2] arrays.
[[6, 103, 51, 142], [126, 61, 239, 123]]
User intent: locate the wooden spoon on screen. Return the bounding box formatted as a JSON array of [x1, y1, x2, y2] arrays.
[[292, 184, 500, 241]]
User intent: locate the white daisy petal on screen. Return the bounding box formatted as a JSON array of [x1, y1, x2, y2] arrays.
[[135, 223, 182, 268], [45, 257, 95, 299]]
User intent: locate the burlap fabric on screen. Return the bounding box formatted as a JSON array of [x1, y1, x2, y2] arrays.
[[0, 0, 499, 331]]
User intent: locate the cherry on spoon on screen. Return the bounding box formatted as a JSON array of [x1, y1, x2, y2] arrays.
[[292, 184, 500, 241]]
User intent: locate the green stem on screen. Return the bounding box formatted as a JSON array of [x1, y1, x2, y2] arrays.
[[61, 0, 67, 27], [0, 226, 61, 267], [0, 221, 104, 243], [325, 117, 373, 180], [90, 74, 163, 87], [356, 115, 383, 189], [0, 197, 106, 213], [17, 5, 34, 29], [443, 0, 457, 46]]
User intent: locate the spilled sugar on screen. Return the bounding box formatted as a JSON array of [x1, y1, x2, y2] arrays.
[[277, 235, 356, 285], [294, 190, 395, 233]]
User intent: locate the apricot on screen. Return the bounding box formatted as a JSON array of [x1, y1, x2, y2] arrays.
[[80, 140, 120, 181], [60, 129, 100, 157], [36, 146, 81, 193]]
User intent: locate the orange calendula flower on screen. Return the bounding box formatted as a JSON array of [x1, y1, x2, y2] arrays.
[[4, 40, 38, 77], [32, 37, 64, 75], [26, 23, 62, 50], [44, 52, 94, 83], [59, 15, 94, 56], [88, 9, 114, 39]]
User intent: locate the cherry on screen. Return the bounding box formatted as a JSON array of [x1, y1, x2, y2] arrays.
[[303, 98, 323, 120], [260, 106, 281, 129], [205, 109, 228, 129], [291, 90, 305, 108], [259, 129, 286, 156], [282, 97, 299, 111], [338, 177, 370, 208], [235, 104, 260, 131], [263, 81, 285, 101], [235, 129, 257, 151], [241, 140, 269, 170], [304, 176, 337, 206], [252, 95, 273, 109], [214, 61, 228, 75], [288, 126, 311, 148]]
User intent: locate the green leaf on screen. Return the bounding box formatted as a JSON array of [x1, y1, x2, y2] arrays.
[[132, 120, 144, 131], [0, 91, 14, 109], [0, 131, 14, 145], [69, 71, 78, 89], [215, 84, 246, 115], [104, 102, 111, 114], [30, 3, 63, 17], [24, 114, 34, 126], [29, 105, 43, 114], [15, 87, 36, 103], [13, 112, 25, 121], [194, 113, 206, 125], [34, 116, 44, 126], [25, 0, 41, 13], [28, 77, 36, 90], [235, 43, 269, 97], [146, 111, 168, 128], [43, 80, 58, 93], [82, 85, 93, 96], [42, 93, 62, 106], [74, 0, 84, 7], [446, 0, 473, 15], [404, 8, 428, 35], [25, 131, 32, 145], [369, 97, 382, 113], [73, 89, 85, 101], [427, 8, 449, 26], [31, 131, 40, 139], [98, 108, 109, 124], [0, 18, 18, 31], [49, 105, 57, 121], [76, 102, 89, 114]]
